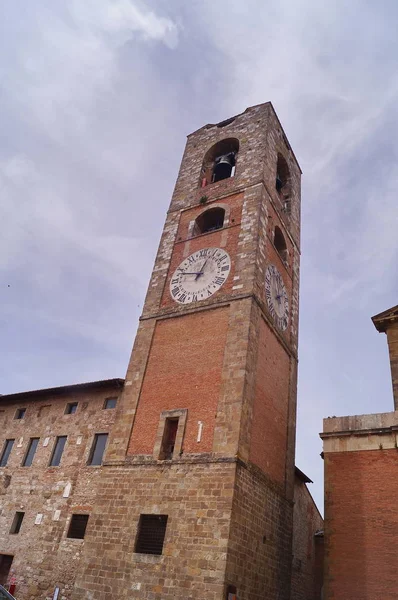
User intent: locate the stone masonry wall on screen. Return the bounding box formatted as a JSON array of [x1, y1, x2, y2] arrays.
[[0, 383, 121, 600], [72, 461, 236, 600]]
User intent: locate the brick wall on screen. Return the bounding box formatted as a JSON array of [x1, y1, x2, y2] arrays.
[[324, 449, 398, 600]]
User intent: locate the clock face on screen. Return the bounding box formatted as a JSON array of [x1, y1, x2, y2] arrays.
[[170, 248, 231, 304], [265, 264, 289, 331]]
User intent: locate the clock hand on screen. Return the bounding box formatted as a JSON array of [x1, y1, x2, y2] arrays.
[[195, 258, 208, 280]]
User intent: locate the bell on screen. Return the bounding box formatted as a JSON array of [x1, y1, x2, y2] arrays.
[[213, 152, 235, 182]]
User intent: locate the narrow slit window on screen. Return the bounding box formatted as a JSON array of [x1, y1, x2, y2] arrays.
[[88, 433, 108, 466], [65, 402, 78, 415], [49, 436, 67, 467], [0, 440, 14, 467], [15, 408, 26, 420], [22, 438, 39, 467], [276, 153, 290, 196], [135, 515, 168, 555], [67, 514, 89, 539], [10, 512, 24, 535], [160, 418, 179, 460]]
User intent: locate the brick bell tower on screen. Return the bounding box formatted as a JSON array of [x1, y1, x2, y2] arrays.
[[74, 103, 301, 600]]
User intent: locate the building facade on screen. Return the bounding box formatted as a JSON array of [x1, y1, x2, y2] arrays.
[[0, 103, 323, 600], [322, 304, 398, 600]]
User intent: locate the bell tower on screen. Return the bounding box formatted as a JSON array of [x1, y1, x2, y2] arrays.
[[74, 103, 301, 600]]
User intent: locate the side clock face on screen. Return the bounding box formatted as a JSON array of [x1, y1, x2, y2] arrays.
[[265, 264, 289, 331], [170, 248, 231, 304]]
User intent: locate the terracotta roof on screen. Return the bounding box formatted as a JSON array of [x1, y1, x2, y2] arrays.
[[0, 378, 125, 401]]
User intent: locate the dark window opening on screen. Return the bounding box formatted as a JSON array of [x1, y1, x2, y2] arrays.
[[14, 408, 26, 420], [49, 436, 67, 467], [226, 585, 237, 600], [88, 433, 108, 466], [22, 438, 39, 467], [276, 153, 290, 196], [103, 397, 117, 409], [65, 402, 78, 415], [67, 514, 89, 539], [9, 512, 24, 535], [274, 226, 288, 264], [200, 138, 239, 188], [135, 514, 168, 555], [194, 207, 225, 235], [160, 418, 179, 460], [0, 555, 13, 586], [0, 440, 14, 468]]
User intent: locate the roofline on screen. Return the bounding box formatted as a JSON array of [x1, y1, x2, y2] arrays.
[[188, 102, 302, 173], [295, 465, 313, 484], [372, 304, 398, 333], [0, 378, 125, 402]]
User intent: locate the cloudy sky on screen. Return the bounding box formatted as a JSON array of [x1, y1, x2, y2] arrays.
[[2, 0, 398, 511]]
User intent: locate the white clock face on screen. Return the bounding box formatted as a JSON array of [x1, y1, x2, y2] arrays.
[[265, 264, 289, 330], [170, 248, 231, 304]]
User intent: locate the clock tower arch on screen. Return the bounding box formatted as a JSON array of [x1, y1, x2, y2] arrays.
[[74, 102, 302, 600]]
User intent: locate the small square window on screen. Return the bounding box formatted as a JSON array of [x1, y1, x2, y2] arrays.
[[15, 408, 26, 420], [65, 403, 78, 415], [103, 397, 117, 410], [67, 514, 89, 539], [135, 514, 168, 555], [88, 433, 108, 466], [0, 440, 15, 467], [10, 512, 24, 534], [22, 438, 39, 467]]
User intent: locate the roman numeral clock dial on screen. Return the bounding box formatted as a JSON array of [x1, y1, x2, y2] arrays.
[[265, 264, 289, 331], [170, 248, 231, 305]]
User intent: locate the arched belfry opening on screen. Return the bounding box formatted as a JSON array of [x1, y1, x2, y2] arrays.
[[274, 226, 288, 264], [275, 153, 290, 196], [200, 138, 239, 187], [194, 207, 225, 236]]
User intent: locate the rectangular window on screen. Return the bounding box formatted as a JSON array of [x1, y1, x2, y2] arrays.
[[160, 418, 179, 460], [88, 433, 108, 466], [65, 402, 78, 415], [103, 397, 117, 409], [14, 408, 26, 420], [10, 512, 24, 535], [135, 515, 168, 555], [0, 440, 14, 467], [49, 436, 67, 467], [67, 514, 89, 539], [22, 438, 39, 467]]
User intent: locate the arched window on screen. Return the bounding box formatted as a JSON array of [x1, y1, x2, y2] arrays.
[[194, 207, 225, 235], [276, 153, 290, 195], [274, 226, 288, 264], [200, 138, 239, 187]]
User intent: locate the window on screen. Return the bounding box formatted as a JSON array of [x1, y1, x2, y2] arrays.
[[22, 438, 39, 467], [49, 436, 67, 467], [14, 408, 26, 420], [88, 433, 108, 466], [65, 402, 78, 415], [274, 226, 288, 264], [0, 440, 14, 467], [135, 515, 168, 555], [194, 207, 225, 235], [10, 512, 24, 535], [276, 153, 290, 195], [67, 514, 89, 539], [103, 397, 117, 409], [160, 418, 179, 460], [200, 138, 239, 187]]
